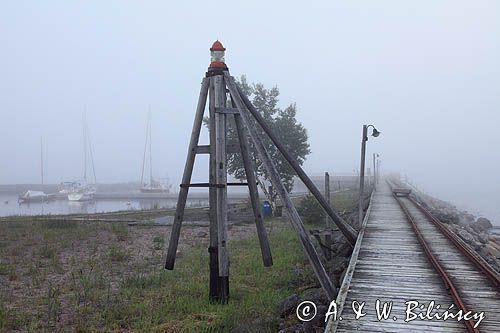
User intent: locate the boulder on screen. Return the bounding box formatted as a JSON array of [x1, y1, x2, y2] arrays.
[[301, 288, 329, 305], [488, 235, 500, 244], [278, 323, 304, 333], [309, 305, 328, 328], [230, 316, 273, 333], [489, 240, 500, 252], [431, 211, 457, 225], [485, 243, 500, 259], [457, 229, 475, 244], [195, 230, 207, 238], [477, 233, 488, 244], [329, 256, 349, 275], [470, 217, 493, 233], [278, 294, 300, 317]]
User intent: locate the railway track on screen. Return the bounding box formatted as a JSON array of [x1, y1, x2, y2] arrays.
[[391, 183, 500, 332], [330, 181, 499, 332]]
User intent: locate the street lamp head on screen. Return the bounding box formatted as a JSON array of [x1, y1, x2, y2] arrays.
[[371, 128, 381, 137]]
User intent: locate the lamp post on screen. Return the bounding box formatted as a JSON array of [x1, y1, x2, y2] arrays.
[[358, 125, 380, 227], [376, 158, 381, 184], [372, 153, 380, 189]]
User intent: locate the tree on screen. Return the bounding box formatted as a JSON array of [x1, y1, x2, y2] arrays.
[[232, 76, 310, 203], [204, 75, 310, 209]]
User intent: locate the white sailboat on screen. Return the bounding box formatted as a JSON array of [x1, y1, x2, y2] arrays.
[[18, 190, 48, 203], [19, 136, 49, 203], [68, 113, 97, 201], [140, 112, 171, 193]]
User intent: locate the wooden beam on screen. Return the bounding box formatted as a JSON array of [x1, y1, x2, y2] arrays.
[[196, 144, 240, 154], [208, 76, 220, 301], [231, 74, 358, 246], [225, 74, 336, 300], [215, 107, 239, 114], [165, 78, 209, 270], [325, 172, 331, 227], [234, 112, 273, 267], [214, 75, 229, 280]]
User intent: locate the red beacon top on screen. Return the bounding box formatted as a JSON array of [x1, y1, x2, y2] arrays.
[[209, 40, 227, 69]]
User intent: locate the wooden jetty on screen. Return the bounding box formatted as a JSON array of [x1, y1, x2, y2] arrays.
[[326, 181, 500, 332]]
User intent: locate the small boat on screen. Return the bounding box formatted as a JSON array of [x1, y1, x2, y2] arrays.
[[18, 190, 48, 203], [140, 179, 170, 193], [139, 112, 171, 194], [58, 181, 79, 194], [68, 111, 97, 202], [67, 183, 96, 202], [19, 137, 49, 204]]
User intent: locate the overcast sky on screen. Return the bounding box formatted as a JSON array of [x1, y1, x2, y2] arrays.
[[1, 1, 499, 221]]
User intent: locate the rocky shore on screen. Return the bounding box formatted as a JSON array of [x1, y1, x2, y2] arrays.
[[270, 188, 500, 333], [415, 193, 500, 272]]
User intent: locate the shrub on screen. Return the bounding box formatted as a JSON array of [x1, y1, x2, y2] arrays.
[[297, 194, 325, 225], [109, 245, 129, 262], [111, 224, 129, 242]]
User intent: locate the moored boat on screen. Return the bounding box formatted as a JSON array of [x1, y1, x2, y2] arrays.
[[139, 112, 171, 194], [18, 190, 48, 203]]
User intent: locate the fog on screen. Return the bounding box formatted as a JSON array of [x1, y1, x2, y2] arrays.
[[1, 1, 499, 223]]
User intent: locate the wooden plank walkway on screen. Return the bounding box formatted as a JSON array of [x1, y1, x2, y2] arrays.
[[401, 197, 500, 332], [327, 182, 471, 332]]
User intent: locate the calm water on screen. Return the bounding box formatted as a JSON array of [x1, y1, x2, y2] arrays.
[[0, 194, 208, 217]]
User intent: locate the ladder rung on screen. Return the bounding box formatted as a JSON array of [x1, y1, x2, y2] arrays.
[[180, 182, 256, 188]]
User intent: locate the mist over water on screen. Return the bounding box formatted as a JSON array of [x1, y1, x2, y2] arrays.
[[0, 194, 209, 217], [1, 1, 498, 220]]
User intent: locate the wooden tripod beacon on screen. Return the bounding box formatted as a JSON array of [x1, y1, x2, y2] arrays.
[[165, 41, 358, 303]]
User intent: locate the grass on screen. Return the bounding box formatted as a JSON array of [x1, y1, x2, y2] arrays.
[[98, 222, 311, 332], [0, 302, 6, 331], [0, 217, 313, 332], [109, 244, 129, 262], [110, 223, 129, 241], [152, 235, 165, 250], [0, 190, 359, 332]]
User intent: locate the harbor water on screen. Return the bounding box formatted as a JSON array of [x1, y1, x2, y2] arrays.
[[0, 194, 208, 217]]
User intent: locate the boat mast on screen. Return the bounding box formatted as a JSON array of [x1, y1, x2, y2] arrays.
[[40, 135, 44, 185], [140, 111, 150, 185], [149, 109, 153, 185], [87, 120, 97, 184], [83, 111, 87, 182]]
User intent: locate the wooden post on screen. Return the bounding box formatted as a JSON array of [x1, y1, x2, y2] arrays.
[[226, 75, 336, 300], [214, 74, 229, 302], [232, 77, 357, 246], [325, 232, 332, 261], [372, 153, 377, 190], [358, 125, 367, 228], [165, 78, 209, 270], [208, 76, 220, 301], [377, 159, 381, 184], [324, 172, 330, 227], [234, 113, 273, 267]]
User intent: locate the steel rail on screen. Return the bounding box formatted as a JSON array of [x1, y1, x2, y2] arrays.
[[393, 194, 480, 333], [409, 196, 500, 289]]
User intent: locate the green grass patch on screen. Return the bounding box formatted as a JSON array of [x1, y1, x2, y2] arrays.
[[0, 302, 6, 330], [0, 262, 17, 281], [109, 244, 129, 262], [40, 220, 78, 230], [0, 217, 317, 332], [96, 221, 310, 332], [0, 262, 9, 275], [110, 223, 129, 241], [40, 243, 57, 259], [152, 236, 165, 250]]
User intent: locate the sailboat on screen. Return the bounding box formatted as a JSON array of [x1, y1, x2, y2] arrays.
[[68, 113, 97, 201], [18, 136, 49, 203], [140, 112, 170, 193]]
